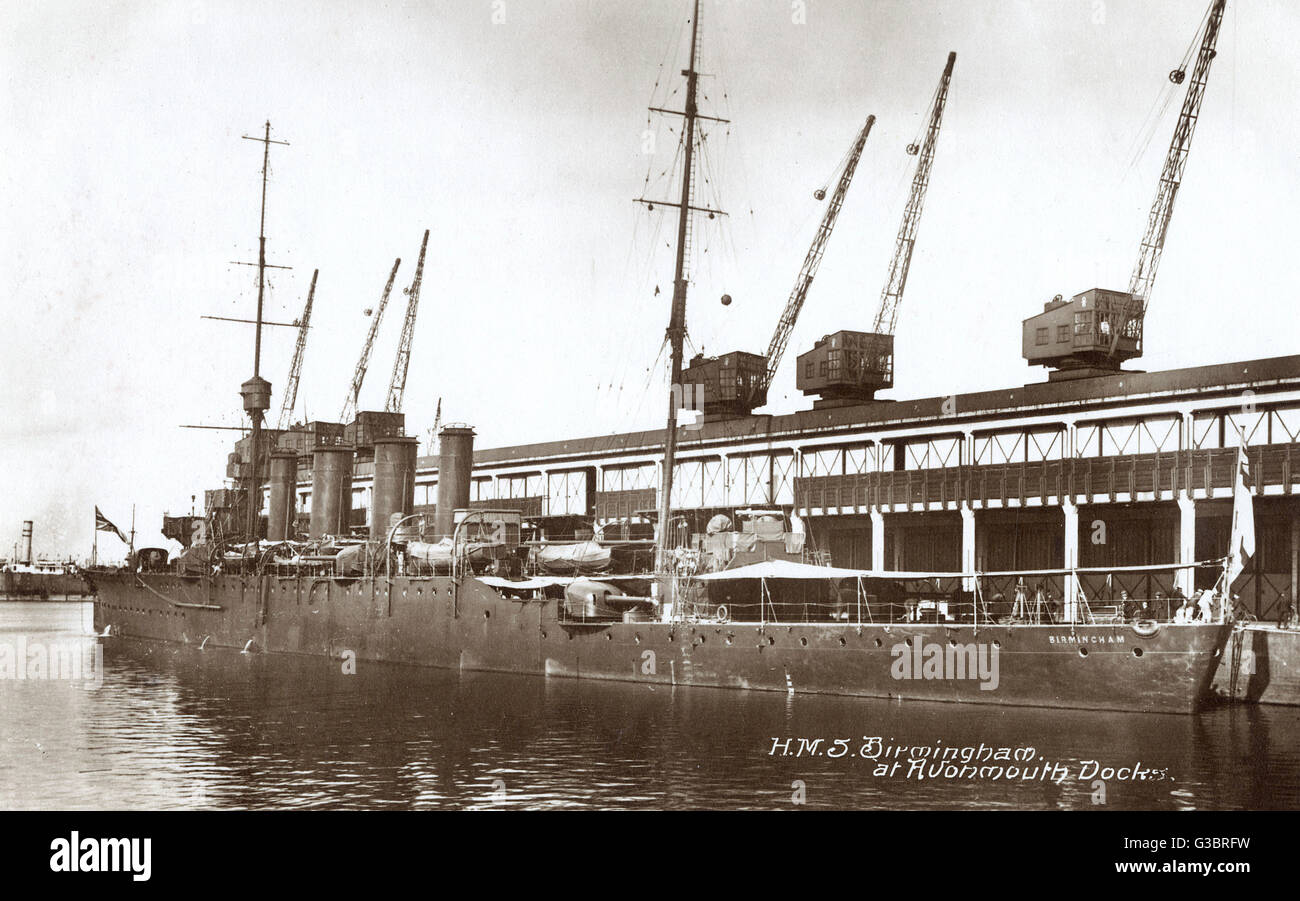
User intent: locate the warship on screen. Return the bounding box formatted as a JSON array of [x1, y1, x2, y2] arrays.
[[89, 1, 1245, 714]]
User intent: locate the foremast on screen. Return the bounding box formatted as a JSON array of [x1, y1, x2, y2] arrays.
[[648, 0, 710, 574], [237, 122, 289, 558]]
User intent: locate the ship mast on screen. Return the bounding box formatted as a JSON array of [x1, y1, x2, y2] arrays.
[[238, 122, 289, 550], [654, 0, 703, 570]]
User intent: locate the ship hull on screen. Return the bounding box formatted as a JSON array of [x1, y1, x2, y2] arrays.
[[87, 571, 1230, 714], [1213, 624, 1300, 705], [2, 569, 91, 599]]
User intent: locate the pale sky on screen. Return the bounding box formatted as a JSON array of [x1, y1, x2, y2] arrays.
[[2, 0, 1296, 560]]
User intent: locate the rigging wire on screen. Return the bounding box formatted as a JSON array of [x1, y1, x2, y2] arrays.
[[1122, 0, 1213, 176], [604, 1, 702, 449]]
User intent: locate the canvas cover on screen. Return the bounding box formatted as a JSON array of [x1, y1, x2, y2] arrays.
[[535, 541, 611, 575]]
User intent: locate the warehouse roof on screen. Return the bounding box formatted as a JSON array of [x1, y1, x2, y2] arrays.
[[409, 353, 1300, 472]]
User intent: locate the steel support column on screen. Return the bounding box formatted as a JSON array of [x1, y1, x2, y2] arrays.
[[1063, 498, 1080, 623], [870, 507, 886, 571], [961, 502, 976, 592], [1178, 490, 1197, 598]]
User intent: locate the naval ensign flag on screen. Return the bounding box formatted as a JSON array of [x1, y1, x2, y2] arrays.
[[94, 507, 127, 543], [1226, 438, 1256, 589]]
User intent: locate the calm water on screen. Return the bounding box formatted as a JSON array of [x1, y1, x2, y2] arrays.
[[2, 601, 1299, 810]]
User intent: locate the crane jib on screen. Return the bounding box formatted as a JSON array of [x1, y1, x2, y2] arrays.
[[1112, 0, 1225, 356], [873, 52, 955, 340], [386, 229, 431, 415], [340, 257, 401, 423], [761, 114, 876, 391], [277, 269, 318, 431]]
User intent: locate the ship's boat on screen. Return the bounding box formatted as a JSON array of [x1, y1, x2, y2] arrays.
[[535, 541, 612, 575], [407, 539, 454, 568]]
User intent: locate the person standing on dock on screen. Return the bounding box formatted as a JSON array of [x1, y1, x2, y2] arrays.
[[1278, 604, 1298, 630]]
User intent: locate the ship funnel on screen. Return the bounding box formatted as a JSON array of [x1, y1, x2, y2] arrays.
[[309, 445, 354, 539], [267, 450, 300, 541], [372, 436, 419, 540], [435, 425, 475, 540], [20, 520, 32, 565]]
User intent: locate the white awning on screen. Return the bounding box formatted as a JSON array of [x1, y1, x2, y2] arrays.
[[693, 559, 1223, 582], [694, 560, 963, 582], [477, 576, 574, 590]]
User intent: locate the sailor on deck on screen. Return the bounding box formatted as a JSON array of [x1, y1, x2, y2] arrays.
[[1011, 578, 1029, 620], [1196, 589, 1215, 622]]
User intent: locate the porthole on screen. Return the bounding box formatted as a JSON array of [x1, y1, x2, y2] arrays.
[[874, 638, 883, 648], [1132, 647, 1143, 658], [800, 637, 808, 647], [1078, 647, 1088, 658], [483, 610, 491, 620], [838, 637, 847, 647], [767, 636, 776, 646]]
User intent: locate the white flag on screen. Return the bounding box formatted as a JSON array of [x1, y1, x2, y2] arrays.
[[1225, 439, 1256, 589]]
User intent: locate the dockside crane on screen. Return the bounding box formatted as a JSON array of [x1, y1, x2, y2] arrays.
[[797, 51, 956, 406], [1023, 0, 1225, 380], [681, 114, 876, 417], [277, 269, 318, 430], [340, 257, 401, 423], [385, 229, 430, 414]]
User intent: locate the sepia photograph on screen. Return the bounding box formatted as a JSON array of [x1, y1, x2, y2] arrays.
[[1, 0, 1293, 880]]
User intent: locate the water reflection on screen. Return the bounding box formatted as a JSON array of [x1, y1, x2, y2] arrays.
[[2, 602, 1299, 810]]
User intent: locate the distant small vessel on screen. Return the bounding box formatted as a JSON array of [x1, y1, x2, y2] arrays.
[[1, 560, 91, 600], [1, 520, 91, 600]]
